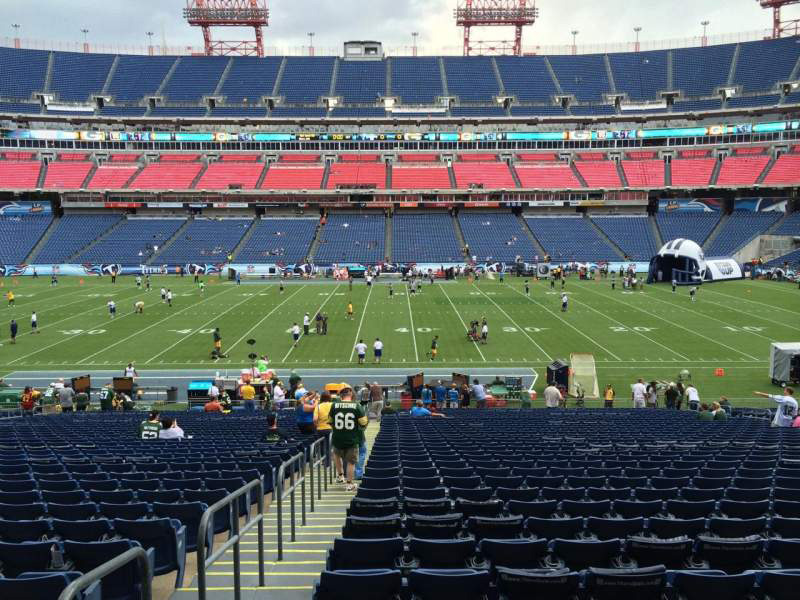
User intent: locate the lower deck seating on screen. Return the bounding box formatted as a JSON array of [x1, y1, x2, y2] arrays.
[[34, 214, 122, 263], [525, 217, 620, 262], [0, 215, 53, 264], [590, 216, 658, 260], [656, 212, 721, 245], [75, 218, 186, 266], [235, 218, 318, 263], [392, 213, 463, 263], [154, 218, 251, 265], [314, 213, 386, 263], [458, 213, 539, 262], [705, 212, 781, 256]]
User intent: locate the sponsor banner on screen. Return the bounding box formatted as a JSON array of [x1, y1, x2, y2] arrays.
[[188, 203, 208, 208], [185, 263, 223, 275], [734, 197, 788, 213], [46, 105, 94, 113], [212, 202, 249, 208], [528, 201, 564, 207], [105, 202, 142, 208], [577, 200, 605, 207], [147, 202, 185, 208], [706, 259, 743, 281], [659, 198, 722, 212], [620, 101, 667, 112], [0, 201, 52, 215]]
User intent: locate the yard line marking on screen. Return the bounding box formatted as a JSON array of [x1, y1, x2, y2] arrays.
[[566, 289, 689, 361], [471, 283, 551, 361], [406, 283, 419, 362], [647, 284, 789, 337], [438, 284, 486, 362], [749, 281, 800, 297], [144, 289, 258, 364], [76, 286, 234, 365], [701, 286, 800, 317], [579, 284, 760, 361], [504, 284, 621, 361], [5, 289, 149, 366], [226, 285, 306, 354], [283, 283, 341, 363], [349, 283, 374, 361]]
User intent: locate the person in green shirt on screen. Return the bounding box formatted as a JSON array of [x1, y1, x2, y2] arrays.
[[329, 387, 368, 491], [697, 403, 714, 421], [711, 401, 728, 421], [100, 384, 115, 411], [257, 355, 269, 374], [138, 410, 162, 439]]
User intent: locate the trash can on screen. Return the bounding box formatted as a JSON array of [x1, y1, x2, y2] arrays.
[[166, 386, 178, 404]]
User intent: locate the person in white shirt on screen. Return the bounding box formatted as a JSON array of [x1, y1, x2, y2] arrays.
[[480, 323, 488, 345], [303, 313, 310, 336], [209, 383, 220, 401], [373, 338, 383, 363], [560, 293, 568, 312], [107, 300, 116, 318], [685, 384, 700, 410], [166, 289, 173, 307], [291, 323, 301, 346], [543, 384, 562, 408], [160, 288, 167, 302], [632, 378, 647, 408], [135, 276, 142, 288], [272, 382, 287, 407], [754, 388, 798, 427], [158, 417, 185, 439], [31, 311, 39, 334], [355, 340, 367, 364], [124, 363, 138, 379]]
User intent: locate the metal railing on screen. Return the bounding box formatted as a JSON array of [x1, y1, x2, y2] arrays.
[[57, 547, 152, 600], [308, 434, 330, 512], [197, 478, 265, 600], [275, 451, 306, 560]]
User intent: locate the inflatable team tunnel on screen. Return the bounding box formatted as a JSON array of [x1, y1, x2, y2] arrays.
[[648, 239, 743, 285]]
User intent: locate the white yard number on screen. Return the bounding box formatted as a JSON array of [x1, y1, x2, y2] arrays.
[[610, 326, 655, 333], [334, 412, 355, 430], [60, 329, 106, 335], [723, 326, 764, 333], [503, 327, 518, 333]]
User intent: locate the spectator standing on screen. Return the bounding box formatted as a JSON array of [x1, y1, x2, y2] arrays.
[[697, 404, 713, 421], [544, 383, 562, 408], [314, 392, 334, 432], [472, 379, 487, 409], [20, 386, 40, 416], [685, 384, 700, 411], [754, 388, 798, 427], [239, 381, 256, 411], [59, 384, 75, 413], [664, 383, 679, 410], [434, 380, 447, 406], [646, 381, 659, 408], [9, 319, 17, 344], [272, 381, 287, 408], [296, 390, 318, 434], [125, 363, 138, 379], [291, 323, 300, 347], [369, 382, 384, 420], [447, 384, 460, 409], [329, 387, 368, 491], [632, 378, 647, 409]]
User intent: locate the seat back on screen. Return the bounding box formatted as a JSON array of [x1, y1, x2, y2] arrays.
[[626, 535, 693, 569], [671, 570, 756, 600], [478, 538, 549, 569], [584, 565, 666, 600], [316, 569, 402, 600], [53, 518, 113, 543], [329, 538, 403, 570], [409, 538, 476, 568], [408, 568, 490, 600], [496, 567, 580, 600]]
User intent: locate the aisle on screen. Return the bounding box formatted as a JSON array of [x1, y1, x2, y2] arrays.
[[172, 424, 379, 599]]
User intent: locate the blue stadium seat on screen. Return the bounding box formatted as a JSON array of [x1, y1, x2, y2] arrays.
[[765, 539, 800, 569], [342, 514, 403, 539], [550, 538, 624, 570], [670, 570, 756, 600], [0, 571, 100, 600], [759, 570, 800, 600], [152, 502, 211, 553], [327, 538, 403, 571], [526, 517, 584, 540], [0, 540, 55, 577], [495, 566, 580, 600], [112, 518, 186, 587], [406, 513, 463, 539], [315, 569, 402, 600], [407, 568, 491, 600], [52, 518, 113, 543], [408, 538, 477, 569], [467, 515, 524, 540], [691, 535, 764, 573], [0, 519, 51, 543], [584, 565, 666, 600]]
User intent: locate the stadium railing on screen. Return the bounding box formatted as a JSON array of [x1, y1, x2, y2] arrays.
[[276, 451, 307, 561], [196, 477, 266, 600], [308, 434, 331, 512], [57, 546, 152, 600]]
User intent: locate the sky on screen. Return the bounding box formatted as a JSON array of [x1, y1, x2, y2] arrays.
[[3, 0, 799, 55]]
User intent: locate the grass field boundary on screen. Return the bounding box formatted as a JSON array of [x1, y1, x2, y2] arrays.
[[568, 286, 690, 361], [504, 283, 622, 361], [645, 284, 786, 339], [144, 286, 253, 364], [578, 284, 760, 361], [702, 285, 800, 316], [405, 282, 420, 362], [76, 285, 234, 365], [226, 285, 306, 354], [283, 283, 342, 363], [438, 283, 486, 362], [471, 283, 552, 361], [349, 283, 374, 361]]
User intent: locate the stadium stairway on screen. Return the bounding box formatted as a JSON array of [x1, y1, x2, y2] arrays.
[[35, 160, 48, 188], [385, 162, 392, 190], [146, 218, 194, 265], [709, 156, 723, 185], [170, 426, 379, 600], [649, 215, 665, 248], [255, 162, 270, 189], [701, 213, 730, 252], [229, 219, 259, 261], [664, 158, 672, 187], [189, 161, 209, 189], [569, 161, 588, 187], [23, 216, 61, 263], [320, 163, 332, 190], [64, 217, 126, 263], [756, 152, 778, 184], [384, 213, 393, 262], [80, 162, 98, 188], [518, 214, 547, 258], [508, 162, 523, 188], [586, 216, 626, 260], [615, 160, 629, 188], [447, 163, 457, 188], [451, 212, 469, 259], [305, 220, 325, 264]]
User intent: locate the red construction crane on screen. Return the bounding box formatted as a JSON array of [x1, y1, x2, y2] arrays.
[[454, 0, 538, 56], [757, 0, 800, 38], [184, 0, 269, 57]]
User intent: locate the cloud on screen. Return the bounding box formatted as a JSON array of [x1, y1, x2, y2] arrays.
[[4, 0, 795, 55]]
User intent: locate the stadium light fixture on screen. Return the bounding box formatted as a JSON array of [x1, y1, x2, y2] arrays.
[[11, 24, 20, 49], [412, 32, 419, 57], [571, 30, 578, 55], [81, 28, 89, 53], [146, 31, 154, 55], [634, 26, 642, 52], [701, 20, 710, 47], [308, 32, 315, 57]]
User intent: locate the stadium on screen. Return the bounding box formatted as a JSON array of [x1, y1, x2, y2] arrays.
[[0, 0, 800, 598]]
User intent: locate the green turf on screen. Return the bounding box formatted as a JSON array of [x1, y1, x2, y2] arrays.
[[0, 275, 797, 407]]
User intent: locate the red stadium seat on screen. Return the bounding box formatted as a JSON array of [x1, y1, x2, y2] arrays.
[[87, 164, 140, 189], [194, 162, 265, 190], [716, 155, 770, 186], [452, 162, 515, 188], [392, 165, 451, 189], [260, 166, 325, 189], [43, 161, 93, 189], [0, 160, 42, 188], [574, 160, 621, 187], [127, 162, 203, 190]]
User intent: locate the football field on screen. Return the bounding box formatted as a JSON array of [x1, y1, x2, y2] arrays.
[[0, 275, 797, 407]]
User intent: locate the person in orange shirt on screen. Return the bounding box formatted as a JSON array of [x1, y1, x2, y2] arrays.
[[204, 398, 223, 413]]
